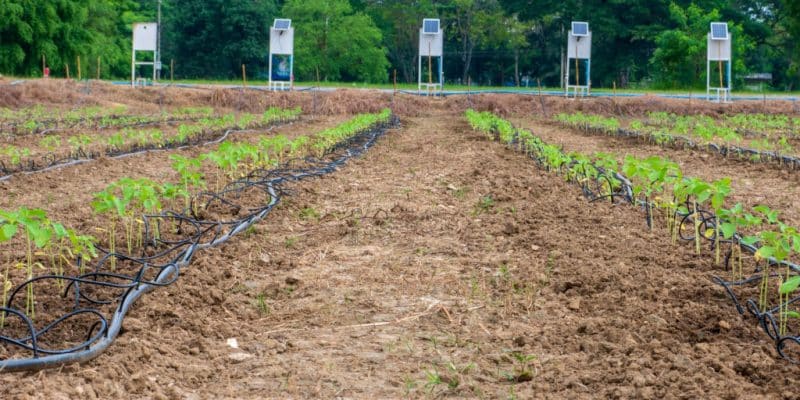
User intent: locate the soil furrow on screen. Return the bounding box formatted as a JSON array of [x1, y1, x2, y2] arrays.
[[0, 117, 346, 222], [3, 112, 798, 398], [513, 118, 800, 230]]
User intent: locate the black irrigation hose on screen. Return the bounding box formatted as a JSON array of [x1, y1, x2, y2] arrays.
[[0, 118, 298, 182], [490, 123, 800, 363], [0, 116, 398, 372], [565, 123, 800, 171]]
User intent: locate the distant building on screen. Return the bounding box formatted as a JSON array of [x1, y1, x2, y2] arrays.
[[743, 73, 773, 91]]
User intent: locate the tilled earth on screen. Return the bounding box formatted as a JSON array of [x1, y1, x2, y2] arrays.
[[2, 111, 800, 399]]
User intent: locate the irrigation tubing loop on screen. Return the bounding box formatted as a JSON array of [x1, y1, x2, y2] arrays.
[[0, 115, 398, 372]]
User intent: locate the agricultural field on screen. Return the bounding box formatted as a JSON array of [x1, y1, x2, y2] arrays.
[[1, 80, 800, 398]]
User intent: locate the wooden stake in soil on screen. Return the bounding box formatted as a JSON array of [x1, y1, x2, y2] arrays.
[[242, 64, 247, 88], [467, 76, 472, 107], [170, 59, 174, 82], [96, 56, 101, 80], [537, 78, 547, 117], [314, 66, 321, 116], [393, 69, 397, 95], [42, 54, 46, 77], [77, 56, 81, 81], [65, 63, 70, 80]]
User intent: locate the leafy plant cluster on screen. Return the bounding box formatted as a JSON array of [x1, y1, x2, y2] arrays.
[[469, 109, 800, 339], [0, 208, 96, 324], [557, 112, 798, 160], [0, 108, 302, 173], [1, 106, 216, 137], [91, 108, 391, 259]]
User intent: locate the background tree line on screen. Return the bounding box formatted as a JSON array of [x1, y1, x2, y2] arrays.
[[1, 0, 799, 90]]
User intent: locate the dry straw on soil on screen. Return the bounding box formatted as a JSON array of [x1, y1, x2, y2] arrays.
[[3, 80, 798, 118]]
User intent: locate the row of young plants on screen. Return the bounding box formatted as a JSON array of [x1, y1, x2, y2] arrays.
[[0, 108, 393, 331], [0, 108, 302, 178], [555, 112, 800, 170], [648, 111, 799, 139], [0, 106, 216, 136], [0, 208, 96, 326], [0, 108, 395, 371], [468, 109, 800, 360]]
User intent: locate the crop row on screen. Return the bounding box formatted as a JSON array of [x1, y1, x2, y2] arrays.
[[0, 107, 302, 179], [647, 111, 799, 139], [555, 112, 800, 170], [0, 106, 217, 136], [0, 109, 395, 371], [467, 109, 800, 362]]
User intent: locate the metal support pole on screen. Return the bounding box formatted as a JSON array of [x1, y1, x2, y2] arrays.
[[439, 55, 444, 94], [157, 0, 162, 81]]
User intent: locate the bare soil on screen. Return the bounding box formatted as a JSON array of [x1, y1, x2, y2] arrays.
[[1, 82, 799, 399], [1, 112, 799, 399], [512, 118, 800, 232]]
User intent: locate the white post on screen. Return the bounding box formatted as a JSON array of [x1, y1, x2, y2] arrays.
[[157, 0, 162, 81]]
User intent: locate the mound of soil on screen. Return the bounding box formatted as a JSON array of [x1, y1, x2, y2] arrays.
[[2, 80, 797, 119]]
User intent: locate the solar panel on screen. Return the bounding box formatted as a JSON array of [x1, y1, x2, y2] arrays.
[[572, 22, 589, 37], [710, 22, 728, 40], [423, 19, 440, 34], [274, 19, 291, 30]]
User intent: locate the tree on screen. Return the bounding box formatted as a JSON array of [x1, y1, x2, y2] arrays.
[[283, 0, 389, 82], [364, 0, 436, 83], [443, 0, 505, 84], [785, 0, 800, 88], [650, 3, 753, 89], [163, 0, 277, 79]]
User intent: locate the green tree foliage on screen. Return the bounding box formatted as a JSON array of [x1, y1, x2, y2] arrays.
[[163, 0, 277, 79], [0, 0, 799, 88], [649, 3, 754, 89], [283, 0, 389, 82], [0, 0, 139, 77], [785, 0, 800, 88], [364, 0, 436, 83]]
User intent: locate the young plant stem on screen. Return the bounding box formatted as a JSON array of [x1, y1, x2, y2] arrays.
[[715, 218, 721, 266], [694, 201, 701, 254], [1, 264, 9, 328], [760, 261, 770, 313], [25, 233, 34, 320], [780, 265, 791, 336], [109, 219, 116, 271]]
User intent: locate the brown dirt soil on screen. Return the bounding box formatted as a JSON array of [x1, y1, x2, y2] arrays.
[[2, 112, 800, 399], [0, 115, 345, 232], [0, 115, 292, 166], [512, 117, 800, 233], [3, 79, 800, 119]]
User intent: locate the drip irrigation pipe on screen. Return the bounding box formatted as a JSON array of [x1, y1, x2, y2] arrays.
[[485, 120, 800, 362], [565, 123, 800, 171], [0, 116, 397, 372], [0, 119, 298, 183]]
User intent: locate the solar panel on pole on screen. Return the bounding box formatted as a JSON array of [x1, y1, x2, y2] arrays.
[[423, 19, 440, 34], [274, 19, 291, 30], [710, 23, 728, 40], [571, 22, 589, 37]]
